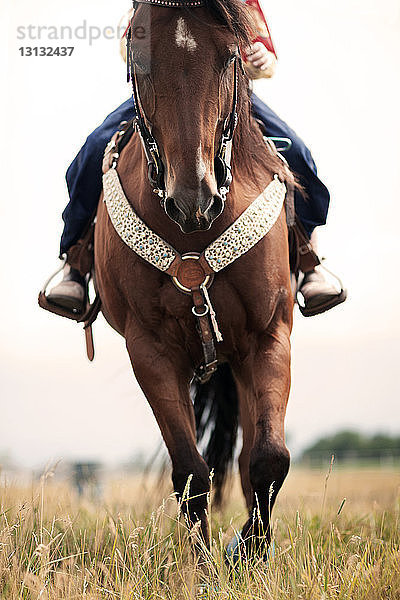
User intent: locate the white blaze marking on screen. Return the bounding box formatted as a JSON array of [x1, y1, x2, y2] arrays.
[[175, 17, 197, 52], [196, 143, 206, 181]]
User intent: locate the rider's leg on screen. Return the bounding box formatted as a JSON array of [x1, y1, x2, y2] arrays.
[[47, 99, 136, 312], [251, 92, 329, 235], [251, 93, 345, 315], [61, 98, 136, 255]]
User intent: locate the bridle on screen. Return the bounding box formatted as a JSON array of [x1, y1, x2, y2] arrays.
[[125, 0, 240, 207]]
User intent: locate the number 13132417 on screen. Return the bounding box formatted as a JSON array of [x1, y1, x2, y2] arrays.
[[19, 47, 75, 57]]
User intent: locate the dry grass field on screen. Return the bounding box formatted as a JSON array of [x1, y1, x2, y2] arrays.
[[0, 464, 399, 599]]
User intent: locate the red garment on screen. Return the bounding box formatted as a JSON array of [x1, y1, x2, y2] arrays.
[[244, 0, 277, 58]]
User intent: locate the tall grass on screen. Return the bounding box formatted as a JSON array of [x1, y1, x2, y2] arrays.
[[0, 465, 399, 599]]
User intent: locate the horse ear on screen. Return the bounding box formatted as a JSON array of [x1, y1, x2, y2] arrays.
[[119, 7, 135, 66]]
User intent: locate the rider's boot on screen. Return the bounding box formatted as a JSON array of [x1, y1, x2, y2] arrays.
[[47, 264, 86, 314], [297, 231, 347, 317]]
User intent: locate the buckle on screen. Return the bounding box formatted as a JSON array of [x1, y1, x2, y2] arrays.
[[192, 305, 209, 318], [299, 242, 313, 256], [195, 360, 218, 384]]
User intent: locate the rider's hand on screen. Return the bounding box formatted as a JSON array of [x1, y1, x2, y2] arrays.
[[245, 42, 275, 71]]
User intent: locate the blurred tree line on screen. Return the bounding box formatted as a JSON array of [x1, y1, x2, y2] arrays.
[[300, 431, 400, 466]]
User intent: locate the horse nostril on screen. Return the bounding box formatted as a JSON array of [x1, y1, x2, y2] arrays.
[[196, 197, 213, 220], [165, 197, 186, 221], [164, 192, 225, 231], [206, 194, 224, 219]]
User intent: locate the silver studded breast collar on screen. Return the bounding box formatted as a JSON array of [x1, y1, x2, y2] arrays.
[[103, 168, 286, 276]]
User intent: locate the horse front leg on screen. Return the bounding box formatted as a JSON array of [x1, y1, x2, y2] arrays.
[[125, 328, 211, 547], [234, 319, 291, 558]]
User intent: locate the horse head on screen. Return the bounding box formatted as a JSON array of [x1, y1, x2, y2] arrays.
[[129, 0, 254, 233]]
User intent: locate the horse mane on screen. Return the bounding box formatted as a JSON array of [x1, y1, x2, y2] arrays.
[[201, 1, 293, 184], [233, 86, 291, 185], [204, 0, 255, 47]]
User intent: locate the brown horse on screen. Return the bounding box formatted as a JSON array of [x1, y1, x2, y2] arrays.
[[95, 0, 293, 558]]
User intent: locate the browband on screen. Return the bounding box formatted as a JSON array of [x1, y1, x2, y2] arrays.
[[135, 0, 205, 6]]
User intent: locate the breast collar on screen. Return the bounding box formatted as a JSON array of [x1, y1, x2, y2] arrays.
[[103, 168, 286, 278]]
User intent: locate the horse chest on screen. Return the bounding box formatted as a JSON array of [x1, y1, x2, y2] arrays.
[[97, 191, 291, 362], [138, 271, 285, 358]]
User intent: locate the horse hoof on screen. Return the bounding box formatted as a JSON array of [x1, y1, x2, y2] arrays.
[[196, 584, 218, 598], [225, 531, 275, 568], [225, 530, 244, 567], [263, 540, 275, 564]]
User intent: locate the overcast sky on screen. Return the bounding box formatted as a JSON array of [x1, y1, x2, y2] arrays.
[[1, 0, 399, 468]]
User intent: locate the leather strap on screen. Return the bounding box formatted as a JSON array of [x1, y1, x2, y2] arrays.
[[166, 254, 218, 382], [102, 120, 135, 175], [38, 289, 101, 361], [191, 288, 218, 383], [66, 220, 95, 277], [264, 134, 295, 228], [289, 217, 320, 274], [84, 325, 95, 362]]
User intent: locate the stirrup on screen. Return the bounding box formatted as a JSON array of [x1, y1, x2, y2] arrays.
[[296, 262, 347, 318], [38, 258, 101, 361], [38, 257, 87, 320]]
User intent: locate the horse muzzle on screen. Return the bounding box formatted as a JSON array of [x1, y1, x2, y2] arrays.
[[164, 193, 225, 234]]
